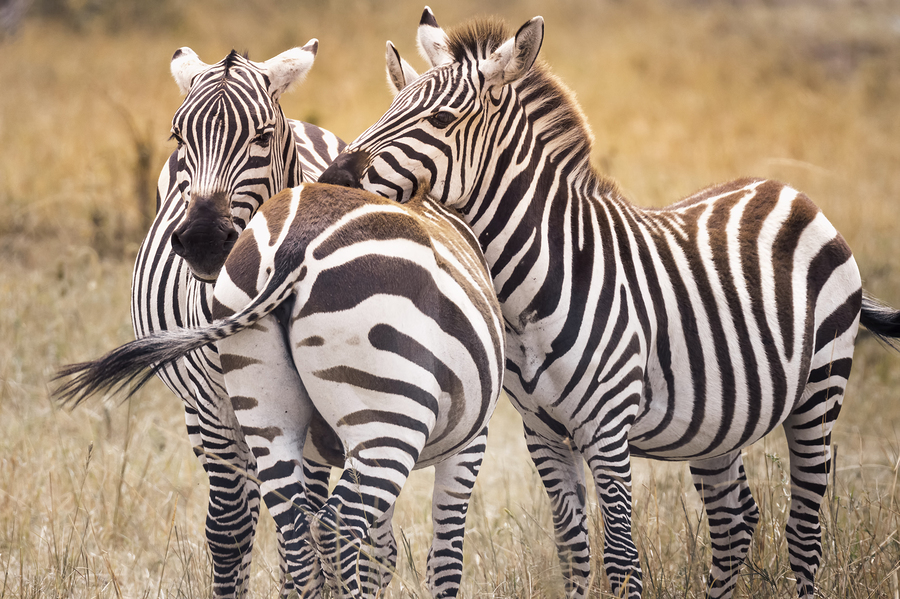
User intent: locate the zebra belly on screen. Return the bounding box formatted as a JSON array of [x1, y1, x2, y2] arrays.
[[503, 326, 810, 462], [628, 353, 811, 460]]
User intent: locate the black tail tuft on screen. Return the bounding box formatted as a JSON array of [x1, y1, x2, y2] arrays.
[[52, 328, 217, 407], [859, 290, 900, 350]]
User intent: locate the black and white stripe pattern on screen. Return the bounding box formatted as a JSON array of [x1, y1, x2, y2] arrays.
[[130, 45, 344, 597], [56, 182, 505, 598], [119, 43, 502, 599], [318, 10, 900, 598]]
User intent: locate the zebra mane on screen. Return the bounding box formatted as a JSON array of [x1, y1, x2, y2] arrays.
[[447, 18, 616, 195], [446, 16, 510, 62], [221, 49, 252, 77]]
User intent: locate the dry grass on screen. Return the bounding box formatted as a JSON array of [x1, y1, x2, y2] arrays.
[[2, 0, 899, 597]]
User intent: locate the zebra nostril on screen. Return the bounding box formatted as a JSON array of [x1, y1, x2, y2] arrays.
[[223, 229, 239, 252], [171, 231, 186, 257]]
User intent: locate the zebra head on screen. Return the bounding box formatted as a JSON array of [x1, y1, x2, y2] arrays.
[[319, 8, 544, 209], [168, 43, 317, 282]]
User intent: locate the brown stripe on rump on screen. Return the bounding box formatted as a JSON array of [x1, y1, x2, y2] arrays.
[[212, 297, 235, 320], [230, 395, 259, 410], [740, 180, 790, 431], [223, 230, 262, 300], [738, 180, 781, 299], [242, 426, 282, 441], [296, 335, 325, 347], [312, 210, 430, 261], [220, 352, 263, 373], [772, 192, 820, 361], [259, 189, 294, 244]]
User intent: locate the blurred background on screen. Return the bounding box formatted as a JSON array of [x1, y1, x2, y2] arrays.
[[1, 0, 899, 597]]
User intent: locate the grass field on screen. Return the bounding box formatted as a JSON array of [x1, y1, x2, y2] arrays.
[[2, 0, 899, 596]]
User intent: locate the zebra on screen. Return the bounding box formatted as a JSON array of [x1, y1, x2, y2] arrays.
[[121, 42, 497, 598], [317, 9, 900, 598], [131, 42, 345, 597], [56, 182, 505, 597]]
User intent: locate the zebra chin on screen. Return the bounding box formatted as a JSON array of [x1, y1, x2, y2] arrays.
[[170, 196, 240, 283], [170, 235, 232, 283]]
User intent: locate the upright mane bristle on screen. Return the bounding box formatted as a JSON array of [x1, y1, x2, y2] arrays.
[[222, 50, 250, 76], [446, 17, 510, 61], [445, 16, 616, 195]]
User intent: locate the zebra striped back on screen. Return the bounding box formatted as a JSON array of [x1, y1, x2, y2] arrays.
[[319, 9, 900, 598]]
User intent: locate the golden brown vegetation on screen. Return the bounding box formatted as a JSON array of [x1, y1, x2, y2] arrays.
[[1, 0, 899, 597]]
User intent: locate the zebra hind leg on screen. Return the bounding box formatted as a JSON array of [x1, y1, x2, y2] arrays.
[[216, 312, 325, 597], [689, 451, 759, 598], [310, 445, 420, 598], [782, 348, 854, 598], [425, 427, 488, 598]]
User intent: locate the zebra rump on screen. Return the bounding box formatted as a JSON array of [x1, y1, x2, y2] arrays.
[[54, 181, 505, 598]]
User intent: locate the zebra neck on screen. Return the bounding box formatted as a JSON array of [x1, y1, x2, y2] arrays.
[[463, 148, 630, 335], [279, 117, 304, 188]]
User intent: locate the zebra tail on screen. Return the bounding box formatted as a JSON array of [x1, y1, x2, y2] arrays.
[[54, 250, 299, 407], [859, 290, 900, 350], [52, 315, 252, 407], [52, 327, 223, 407]]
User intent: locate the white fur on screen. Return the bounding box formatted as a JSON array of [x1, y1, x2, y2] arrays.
[[416, 6, 452, 67], [170, 47, 208, 95], [481, 17, 544, 89], [386, 41, 420, 95], [262, 39, 318, 100]]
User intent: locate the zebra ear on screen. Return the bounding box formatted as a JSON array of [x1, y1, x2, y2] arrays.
[[386, 41, 420, 95], [171, 47, 209, 95], [263, 40, 318, 101], [417, 6, 452, 67], [482, 16, 544, 89]]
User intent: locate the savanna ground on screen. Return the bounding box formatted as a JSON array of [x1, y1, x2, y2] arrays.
[[2, 0, 900, 597]]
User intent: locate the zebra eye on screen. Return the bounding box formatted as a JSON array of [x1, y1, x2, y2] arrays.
[[427, 111, 456, 129], [252, 131, 273, 148], [169, 129, 184, 148]]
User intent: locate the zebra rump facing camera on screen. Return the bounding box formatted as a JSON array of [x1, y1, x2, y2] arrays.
[[131, 41, 497, 598], [55, 182, 505, 598]]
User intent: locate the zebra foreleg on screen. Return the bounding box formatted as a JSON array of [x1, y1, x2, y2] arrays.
[[522, 423, 591, 598], [426, 427, 488, 598], [217, 313, 324, 597], [689, 451, 759, 598], [192, 386, 260, 599], [582, 432, 642, 599]]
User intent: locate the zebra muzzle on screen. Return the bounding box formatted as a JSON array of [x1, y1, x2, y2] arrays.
[[319, 150, 369, 189], [171, 194, 239, 282]]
